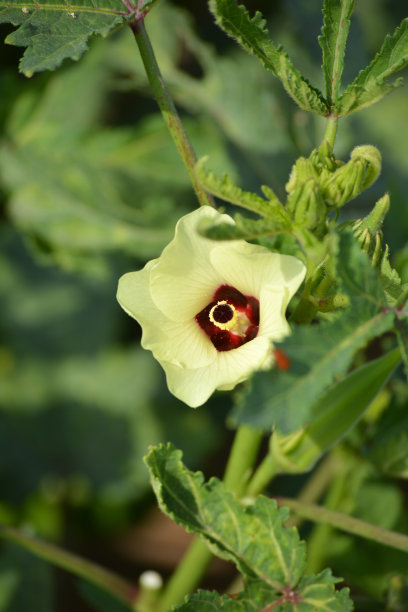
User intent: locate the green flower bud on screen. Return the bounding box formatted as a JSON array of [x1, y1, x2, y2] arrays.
[[286, 157, 318, 195], [349, 194, 389, 262], [339, 194, 403, 303], [321, 145, 382, 208], [286, 179, 327, 233], [310, 141, 339, 173], [355, 193, 390, 235]]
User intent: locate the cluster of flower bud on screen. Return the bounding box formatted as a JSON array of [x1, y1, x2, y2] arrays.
[[321, 145, 382, 208], [285, 143, 382, 233]]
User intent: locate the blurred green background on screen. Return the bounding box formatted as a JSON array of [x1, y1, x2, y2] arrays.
[[0, 1, 408, 610]]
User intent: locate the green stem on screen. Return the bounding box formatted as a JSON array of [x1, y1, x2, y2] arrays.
[[290, 279, 317, 325], [0, 525, 135, 608], [277, 497, 408, 554], [136, 571, 163, 612], [154, 538, 212, 612], [155, 424, 263, 612], [222, 424, 264, 497], [245, 454, 278, 498], [323, 115, 338, 149], [131, 19, 215, 208], [303, 471, 348, 574], [284, 452, 339, 529]]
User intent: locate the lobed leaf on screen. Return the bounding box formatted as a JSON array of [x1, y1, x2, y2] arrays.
[[380, 244, 404, 304], [171, 583, 277, 612], [146, 445, 353, 611], [0, 0, 132, 75], [199, 213, 291, 242], [232, 233, 397, 433], [337, 17, 408, 115], [208, 0, 328, 115], [145, 444, 306, 588], [195, 157, 287, 219], [319, 0, 355, 104], [173, 572, 352, 612]]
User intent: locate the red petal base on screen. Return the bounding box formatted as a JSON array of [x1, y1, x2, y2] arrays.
[[195, 284, 260, 352]]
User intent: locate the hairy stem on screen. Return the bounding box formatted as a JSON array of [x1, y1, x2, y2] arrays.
[[0, 525, 136, 607], [277, 497, 408, 554], [323, 115, 338, 149], [155, 424, 263, 611], [131, 19, 215, 208]]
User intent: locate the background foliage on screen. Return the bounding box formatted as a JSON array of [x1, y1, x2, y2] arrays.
[[1, 1, 408, 610]]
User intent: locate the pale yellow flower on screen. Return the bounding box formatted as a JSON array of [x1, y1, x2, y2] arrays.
[[117, 207, 305, 407]]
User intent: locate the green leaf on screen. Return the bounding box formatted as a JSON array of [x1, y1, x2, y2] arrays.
[[319, 0, 355, 104], [208, 0, 328, 115], [195, 157, 288, 219], [145, 444, 306, 587], [0, 1, 128, 76], [294, 571, 353, 612], [199, 213, 291, 242], [337, 17, 408, 115], [0, 45, 199, 272], [232, 233, 397, 433], [8, 183, 172, 261], [172, 584, 277, 612], [380, 245, 404, 304], [273, 348, 401, 473], [145, 445, 352, 610], [174, 572, 352, 612]]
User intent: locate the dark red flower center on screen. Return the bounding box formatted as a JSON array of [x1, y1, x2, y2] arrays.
[[195, 284, 260, 352]]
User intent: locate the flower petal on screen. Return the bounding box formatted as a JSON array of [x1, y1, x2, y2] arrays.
[[258, 286, 292, 339], [149, 207, 235, 321], [211, 242, 306, 297], [161, 335, 272, 407], [117, 264, 217, 368]]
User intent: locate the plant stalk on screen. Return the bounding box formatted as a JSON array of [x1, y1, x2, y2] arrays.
[[131, 18, 215, 208], [277, 497, 408, 554], [323, 115, 338, 149], [0, 525, 136, 608], [284, 452, 340, 529], [154, 538, 212, 612], [245, 453, 278, 498], [222, 424, 264, 497]]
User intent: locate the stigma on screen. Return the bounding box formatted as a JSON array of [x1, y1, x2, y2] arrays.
[[195, 285, 260, 352], [209, 301, 237, 330]]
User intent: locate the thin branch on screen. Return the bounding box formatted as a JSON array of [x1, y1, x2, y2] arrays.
[[1, 525, 136, 608], [277, 497, 408, 553]]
